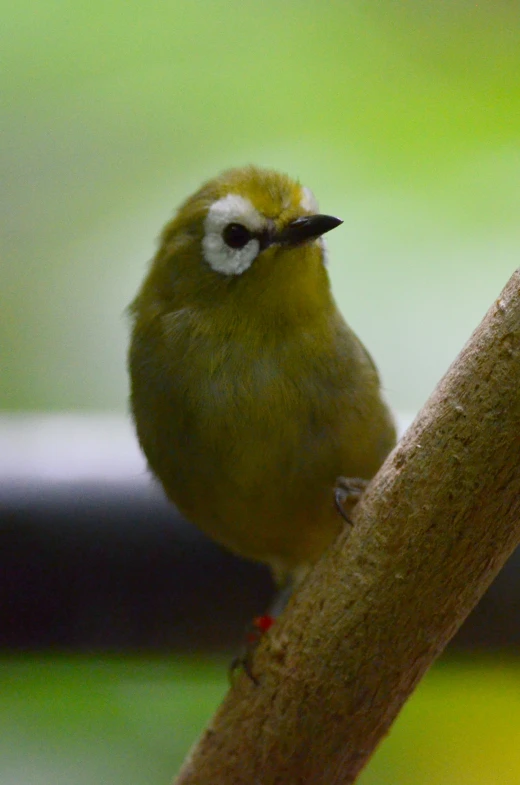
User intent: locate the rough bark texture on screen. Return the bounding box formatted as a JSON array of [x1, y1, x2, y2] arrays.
[[175, 269, 520, 785]]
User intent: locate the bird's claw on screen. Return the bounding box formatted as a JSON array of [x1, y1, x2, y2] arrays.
[[229, 614, 275, 686], [334, 476, 369, 524]]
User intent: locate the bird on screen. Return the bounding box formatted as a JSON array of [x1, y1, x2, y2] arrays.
[[128, 165, 396, 591]]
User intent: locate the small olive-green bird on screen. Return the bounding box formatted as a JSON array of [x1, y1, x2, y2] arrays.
[[129, 166, 396, 586]]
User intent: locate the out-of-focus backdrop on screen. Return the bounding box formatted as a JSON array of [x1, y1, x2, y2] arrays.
[[4, 0, 520, 414], [2, 2, 520, 784]]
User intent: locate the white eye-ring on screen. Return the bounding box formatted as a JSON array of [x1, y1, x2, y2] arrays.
[[202, 194, 264, 276]]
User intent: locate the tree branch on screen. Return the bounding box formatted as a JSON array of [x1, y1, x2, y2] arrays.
[[175, 269, 520, 785]]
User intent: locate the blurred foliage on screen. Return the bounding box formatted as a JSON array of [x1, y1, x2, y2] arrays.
[[2, 0, 520, 412], [1, 655, 519, 784]]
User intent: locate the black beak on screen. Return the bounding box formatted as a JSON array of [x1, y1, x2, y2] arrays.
[[276, 214, 343, 246]]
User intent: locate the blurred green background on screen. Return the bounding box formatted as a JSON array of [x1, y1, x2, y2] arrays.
[[3, 1, 520, 783], [2, 656, 520, 785], [3, 0, 520, 413]]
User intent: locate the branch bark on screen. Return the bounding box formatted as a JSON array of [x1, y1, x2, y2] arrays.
[[175, 269, 520, 785]]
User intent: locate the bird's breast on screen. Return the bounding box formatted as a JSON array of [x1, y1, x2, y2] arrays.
[[130, 306, 394, 569]]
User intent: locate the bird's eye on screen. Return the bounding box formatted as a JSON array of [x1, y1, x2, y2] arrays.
[[222, 223, 252, 249]]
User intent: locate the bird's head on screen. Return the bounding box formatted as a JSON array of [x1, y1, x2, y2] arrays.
[[142, 166, 343, 315]]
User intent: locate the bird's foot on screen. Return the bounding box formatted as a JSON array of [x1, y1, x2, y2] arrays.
[[229, 577, 294, 685], [230, 614, 275, 685], [334, 476, 369, 525]]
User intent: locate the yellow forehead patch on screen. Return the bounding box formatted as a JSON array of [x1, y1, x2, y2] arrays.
[[216, 166, 303, 220]]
